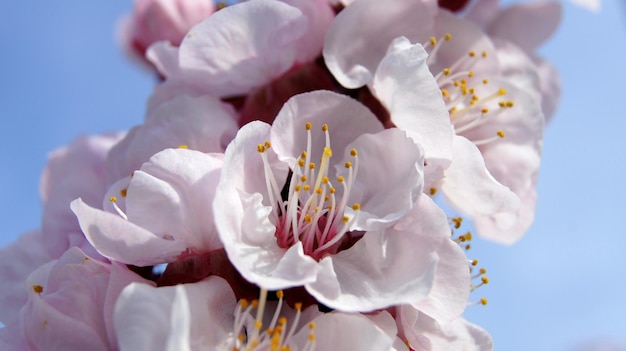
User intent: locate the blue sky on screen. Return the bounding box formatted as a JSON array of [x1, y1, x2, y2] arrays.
[[1, 1, 624, 350]]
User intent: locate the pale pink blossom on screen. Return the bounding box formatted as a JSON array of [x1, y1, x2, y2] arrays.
[[147, 0, 333, 106], [40, 133, 124, 258], [72, 148, 224, 266], [119, 0, 217, 59], [324, 0, 545, 243], [466, 0, 563, 120], [0, 247, 151, 350], [114, 277, 397, 350], [214, 90, 448, 312], [106, 94, 238, 184]]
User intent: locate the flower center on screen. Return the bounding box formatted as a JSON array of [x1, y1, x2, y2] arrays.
[[423, 34, 515, 146], [232, 289, 317, 351], [258, 122, 361, 260]]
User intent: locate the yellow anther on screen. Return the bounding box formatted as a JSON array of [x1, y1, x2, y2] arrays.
[[321, 124, 329, 132], [445, 33, 452, 41], [441, 89, 449, 97], [342, 216, 350, 222], [350, 148, 358, 157], [506, 101, 515, 107], [337, 176, 345, 183], [345, 161, 352, 168], [498, 88, 507, 95], [352, 203, 361, 210], [465, 244, 471, 250], [468, 51, 476, 57], [255, 320, 263, 330], [498, 101, 506, 108], [452, 217, 462, 229], [298, 159, 305, 167], [429, 37, 437, 46], [178, 144, 188, 149], [468, 71, 474, 77], [309, 322, 316, 330], [109, 196, 117, 203], [308, 333, 316, 342], [120, 188, 127, 197], [300, 151, 307, 158], [278, 317, 288, 325], [305, 122, 312, 130], [429, 188, 438, 195], [327, 205, 333, 210], [323, 146, 332, 157], [265, 141, 272, 149], [481, 276, 490, 284], [481, 108, 489, 114], [217, 2, 227, 10], [461, 79, 467, 85], [322, 176, 329, 184], [295, 302, 303, 311], [301, 175, 307, 182], [309, 162, 315, 169], [471, 94, 478, 100], [240, 299, 249, 308], [324, 195, 329, 201], [465, 232, 472, 241], [33, 285, 43, 294], [497, 130, 506, 138], [315, 188, 322, 195], [471, 259, 479, 266], [483, 79, 489, 85], [276, 290, 284, 299], [443, 68, 451, 76], [251, 300, 259, 308], [454, 80, 460, 87], [303, 185, 311, 191], [481, 51, 488, 58], [329, 187, 336, 194], [480, 297, 488, 305], [450, 107, 458, 114], [257, 144, 266, 153], [479, 268, 487, 274], [295, 185, 301, 192]]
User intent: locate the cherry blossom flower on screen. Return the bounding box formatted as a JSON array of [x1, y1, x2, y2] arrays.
[[72, 148, 224, 267], [119, 0, 217, 60], [0, 247, 151, 351], [213, 90, 455, 312], [324, 0, 545, 243], [147, 0, 333, 106], [114, 276, 397, 350], [106, 94, 238, 184]]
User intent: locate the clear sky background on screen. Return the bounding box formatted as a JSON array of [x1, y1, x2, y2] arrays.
[[0, 1, 624, 351]]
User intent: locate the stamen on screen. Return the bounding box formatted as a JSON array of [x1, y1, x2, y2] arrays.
[[109, 196, 128, 221]]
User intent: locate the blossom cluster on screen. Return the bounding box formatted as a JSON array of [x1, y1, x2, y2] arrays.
[[1, 0, 564, 350]]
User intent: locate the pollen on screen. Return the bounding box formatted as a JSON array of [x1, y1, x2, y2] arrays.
[[352, 203, 361, 211], [32, 285, 43, 294], [345, 161, 352, 168], [497, 130, 506, 138], [481, 108, 489, 114], [120, 188, 127, 197], [109, 196, 117, 203], [498, 87, 507, 95], [337, 176, 345, 183], [445, 33, 452, 41], [350, 148, 358, 157], [429, 187, 438, 195], [265, 141, 272, 149], [257, 144, 266, 153], [177, 144, 188, 149], [468, 51, 476, 57], [443, 68, 451, 76], [309, 163, 315, 170], [480, 297, 488, 305], [305, 122, 312, 130], [441, 89, 449, 97], [481, 51, 488, 58], [321, 124, 329, 132], [429, 36, 437, 46], [483, 79, 489, 85], [481, 276, 490, 284]]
